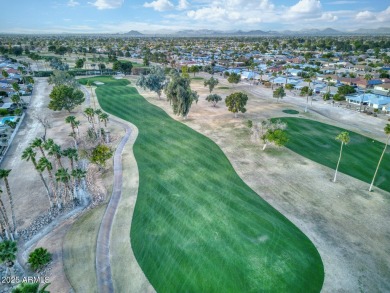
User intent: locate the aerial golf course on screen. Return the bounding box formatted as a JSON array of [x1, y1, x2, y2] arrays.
[[79, 76, 324, 292]]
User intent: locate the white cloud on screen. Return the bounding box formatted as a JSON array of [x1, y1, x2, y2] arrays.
[[355, 10, 374, 20], [187, 6, 227, 20], [320, 12, 338, 21], [355, 6, 390, 22], [67, 0, 80, 7], [144, 0, 174, 11], [186, 0, 275, 23], [89, 0, 123, 10], [378, 6, 390, 22], [177, 0, 189, 10], [289, 0, 321, 14]]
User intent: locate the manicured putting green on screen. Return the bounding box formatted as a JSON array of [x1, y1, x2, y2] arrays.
[[278, 117, 390, 192], [282, 109, 299, 114], [79, 77, 324, 292]]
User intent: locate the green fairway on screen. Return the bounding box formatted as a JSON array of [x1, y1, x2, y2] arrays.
[[79, 77, 324, 292], [277, 117, 390, 192]]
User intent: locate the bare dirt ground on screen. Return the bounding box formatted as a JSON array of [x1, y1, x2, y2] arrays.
[[0, 77, 79, 292], [131, 74, 390, 293], [0, 77, 120, 292]]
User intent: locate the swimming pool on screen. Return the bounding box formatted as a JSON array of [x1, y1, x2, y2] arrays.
[[0, 116, 17, 126]]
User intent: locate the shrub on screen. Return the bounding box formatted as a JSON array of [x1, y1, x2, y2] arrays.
[[0, 109, 8, 116], [28, 247, 52, 271]]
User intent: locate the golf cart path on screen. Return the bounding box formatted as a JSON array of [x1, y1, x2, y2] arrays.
[[95, 119, 131, 292], [84, 83, 154, 293]]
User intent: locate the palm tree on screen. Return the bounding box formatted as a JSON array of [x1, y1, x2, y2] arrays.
[[37, 157, 59, 208], [304, 72, 316, 112], [63, 148, 78, 172], [284, 64, 291, 86], [0, 240, 17, 275], [360, 73, 373, 112], [99, 113, 109, 128], [369, 124, 390, 192], [325, 76, 332, 95], [249, 62, 255, 85], [65, 116, 78, 138], [55, 168, 72, 203], [333, 132, 350, 182], [84, 107, 95, 132], [95, 109, 103, 138], [74, 120, 81, 137], [22, 147, 52, 207], [0, 189, 11, 240], [43, 138, 54, 152], [0, 170, 16, 235], [11, 95, 21, 108], [71, 168, 87, 199], [31, 138, 48, 159], [48, 143, 63, 170]]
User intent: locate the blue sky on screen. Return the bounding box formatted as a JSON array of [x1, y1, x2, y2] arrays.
[[1, 0, 389, 33]]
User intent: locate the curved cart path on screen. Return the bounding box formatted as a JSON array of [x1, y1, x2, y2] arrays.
[[86, 81, 154, 293], [95, 120, 132, 292]]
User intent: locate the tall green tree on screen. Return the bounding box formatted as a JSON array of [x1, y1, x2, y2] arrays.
[[273, 86, 286, 103], [48, 85, 84, 113], [22, 147, 52, 207], [91, 144, 113, 168], [189, 65, 200, 77], [0, 170, 16, 235], [136, 66, 166, 100], [225, 92, 248, 118], [1, 70, 8, 79], [333, 132, 350, 182], [75, 58, 84, 69], [204, 77, 219, 93], [48, 70, 78, 88], [206, 94, 222, 107], [369, 124, 390, 192], [164, 72, 199, 119], [227, 72, 241, 86], [262, 129, 289, 150]]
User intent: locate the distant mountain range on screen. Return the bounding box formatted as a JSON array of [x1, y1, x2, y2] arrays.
[[122, 27, 390, 37], [124, 30, 144, 36]]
